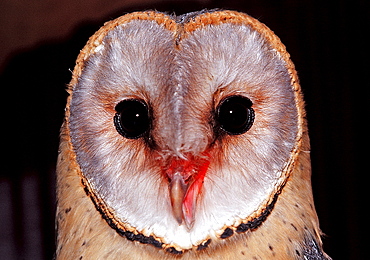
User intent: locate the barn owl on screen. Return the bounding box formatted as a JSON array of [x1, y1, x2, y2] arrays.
[[56, 10, 330, 259]]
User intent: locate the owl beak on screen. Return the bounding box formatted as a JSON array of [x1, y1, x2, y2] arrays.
[[169, 172, 188, 225], [165, 154, 210, 230]]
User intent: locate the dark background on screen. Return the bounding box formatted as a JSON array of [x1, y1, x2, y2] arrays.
[[0, 0, 367, 259]]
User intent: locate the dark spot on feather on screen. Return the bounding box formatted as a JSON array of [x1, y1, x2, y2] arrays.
[[124, 231, 135, 241], [148, 236, 163, 248], [83, 186, 90, 196], [197, 239, 211, 250], [269, 244, 276, 256], [166, 247, 183, 255], [236, 223, 248, 233], [117, 228, 125, 236], [134, 234, 147, 243], [296, 250, 301, 256], [291, 223, 298, 231], [64, 207, 71, 213], [220, 228, 234, 239]]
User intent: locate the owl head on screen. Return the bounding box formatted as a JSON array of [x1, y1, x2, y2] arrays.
[[60, 10, 312, 254]]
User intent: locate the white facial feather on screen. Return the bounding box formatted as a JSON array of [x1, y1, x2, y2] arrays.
[[69, 18, 298, 249]]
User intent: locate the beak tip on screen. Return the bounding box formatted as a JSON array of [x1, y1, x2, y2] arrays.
[[183, 216, 195, 230], [165, 154, 210, 231]]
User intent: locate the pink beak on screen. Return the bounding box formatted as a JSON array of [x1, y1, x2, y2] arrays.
[[164, 154, 210, 229]]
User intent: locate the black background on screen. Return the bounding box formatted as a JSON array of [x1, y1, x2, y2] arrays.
[[1, 0, 367, 259]]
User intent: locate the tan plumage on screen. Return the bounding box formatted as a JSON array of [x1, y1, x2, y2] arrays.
[[56, 10, 330, 259]]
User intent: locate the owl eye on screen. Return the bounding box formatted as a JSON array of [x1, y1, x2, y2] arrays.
[[216, 95, 255, 135], [114, 99, 151, 139]]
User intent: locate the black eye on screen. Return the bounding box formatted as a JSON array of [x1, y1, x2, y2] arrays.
[[114, 99, 151, 139], [216, 95, 255, 135]]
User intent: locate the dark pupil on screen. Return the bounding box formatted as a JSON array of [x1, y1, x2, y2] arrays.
[[217, 95, 254, 135], [114, 99, 150, 139]]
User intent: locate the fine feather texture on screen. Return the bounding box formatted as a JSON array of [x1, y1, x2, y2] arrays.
[[56, 10, 330, 259], [69, 19, 297, 248]]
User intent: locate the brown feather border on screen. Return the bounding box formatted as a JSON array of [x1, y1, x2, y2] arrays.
[[80, 175, 283, 254], [64, 10, 305, 253]]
